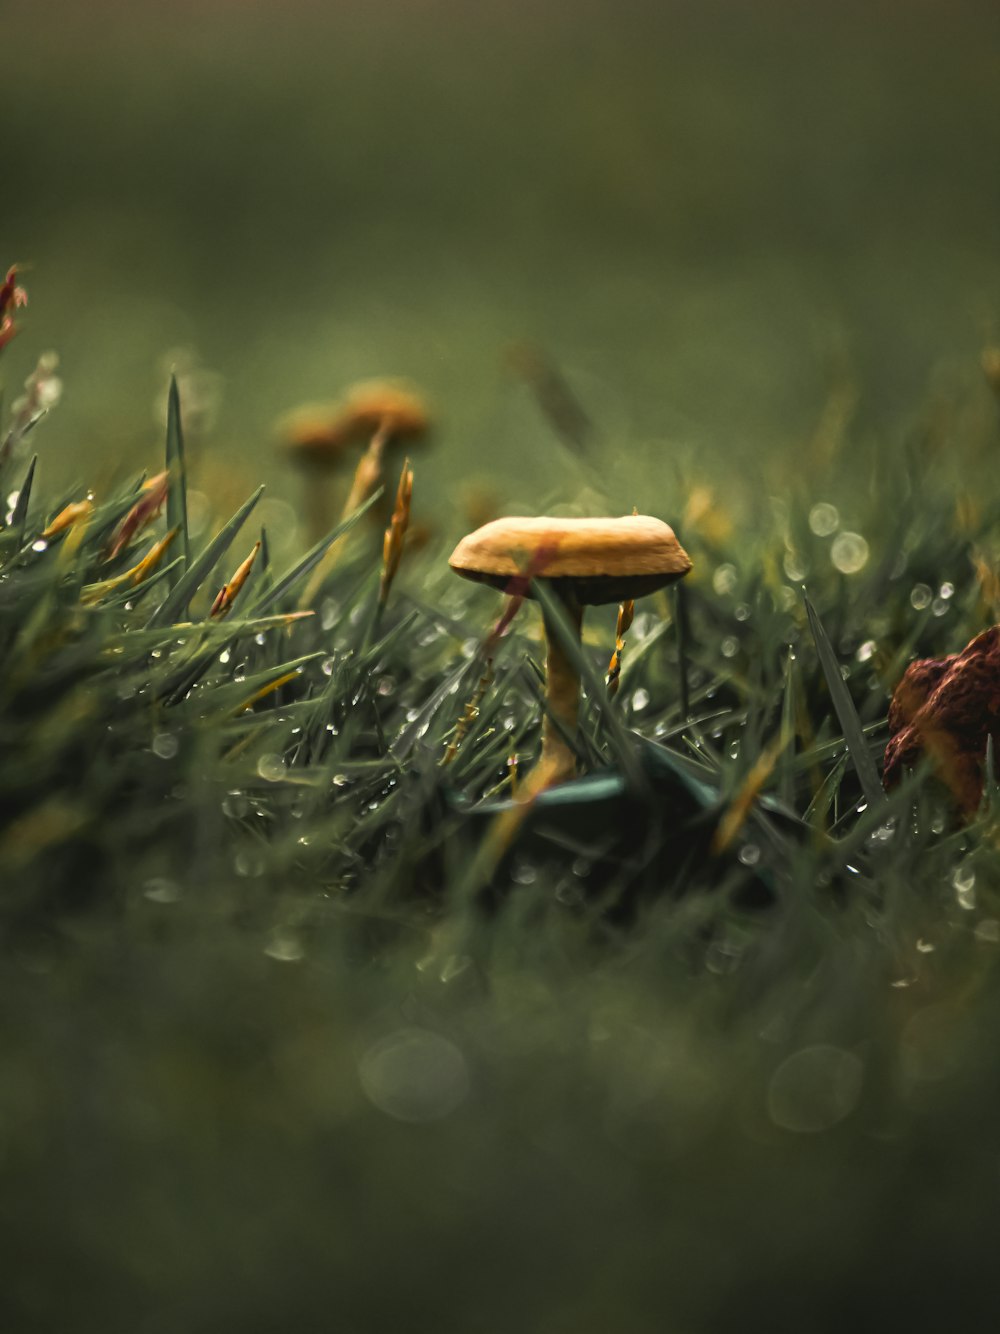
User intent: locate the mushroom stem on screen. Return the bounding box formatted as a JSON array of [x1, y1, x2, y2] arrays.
[[302, 473, 333, 548], [540, 593, 583, 784]]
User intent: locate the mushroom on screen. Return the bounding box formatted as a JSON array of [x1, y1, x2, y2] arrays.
[[449, 514, 692, 786], [280, 380, 430, 544]]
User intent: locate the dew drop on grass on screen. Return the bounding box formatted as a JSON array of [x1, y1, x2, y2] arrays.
[[264, 931, 304, 963], [738, 844, 760, 866], [359, 1029, 470, 1124], [767, 1045, 863, 1133], [234, 850, 264, 878], [332, 774, 349, 788], [143, 877, 180, 904], [952, 864, 976, 910], [932, 597, 949, 616], [857, 640, 876, 662], [31, 539, 48, 553], [734, 603, 751, 622], [632, 688, 650, 712], [222, 791, 248, 818], [939, 582, 954, 599], [712, 564, 737, 596], [257, 753, 286, 782], [809, 502, 839, 536], [783, 552, 808, 582], [511, 858, 538, 885], [320, 599, 340, 630], [219, 649, 231, 664], [831, 532, 869, 574], [321, 656, 336, 676], [721, 636, 739, 658], [910, 584, 932, 610], [439, 954, 472, 984], [151, 733, 179, 760]]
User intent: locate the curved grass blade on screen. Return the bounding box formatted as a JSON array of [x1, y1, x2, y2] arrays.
[[803, 588, 886, 811], [164, 374, 190, 588], [9, 454, 37, 548], [146, 486, 264, 629], [250, 487, 383, 616]]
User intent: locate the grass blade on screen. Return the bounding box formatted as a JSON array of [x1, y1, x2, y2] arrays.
[[146, 486, 264, 629], [164, 373, 190, 590], [803, 589, 886, 811], [10, 454, 37, 548], [251, 488, 384, 615]]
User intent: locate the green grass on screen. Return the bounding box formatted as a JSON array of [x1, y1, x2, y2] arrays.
[[3, 296, 1000, 1332]]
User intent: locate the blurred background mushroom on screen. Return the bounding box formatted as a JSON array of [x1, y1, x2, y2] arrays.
[[279, 378, 430, 544]]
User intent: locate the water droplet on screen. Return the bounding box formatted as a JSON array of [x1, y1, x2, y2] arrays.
[[332, 773, 350, 788], [767, 1045, 863, 1132], [254, 633, 266, 646], [264, 931, 303, 963], [152, 733, 179, 760], [910, 584, 932, 611], [439, 954, 472, 984], [721, 636, 739, 658], [783, 551, 808, 582], [234, 849, 265, 878], [31, 539, 48, 553], [952, 864, 976, 910], [931, 597, 949, 617], [321, 598, 340, 631], [377, 676, 396, 696], [738, 844, 760, 866], [857, 640, 876, 663], [219, 648, 231, 664], [358, 1029, 470, 1123], [632, 688, 650, 712], [257, 753, 286, 782], [808, 502, 840, 537], [511, 859, 537, 885], [321, 656, 336, 676], [734, 603, 751, 622], [143, 877, 180, 904], [831, 532, 869, 575], [916, 938, 935, 954], [222, 791, 248, 818], [939, 582, 954, 599], [712, 564, 737, 596]]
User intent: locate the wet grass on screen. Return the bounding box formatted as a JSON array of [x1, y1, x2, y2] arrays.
[[4, 280, 1000, 1330]]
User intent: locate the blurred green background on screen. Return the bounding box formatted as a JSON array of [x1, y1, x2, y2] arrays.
[[6, 0, 1000, 525]]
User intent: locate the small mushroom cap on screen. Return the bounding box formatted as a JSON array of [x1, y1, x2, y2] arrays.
[[449, 514, 692, 605], [339, 379, 430, 442], [279, 381, 430, 469], [278, 402, 356, 468]]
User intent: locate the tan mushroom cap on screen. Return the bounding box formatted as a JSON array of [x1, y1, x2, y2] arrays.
[[340, 379, 430, 442], [449, 514, 692, 605], [280, 380, 431, 468]]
